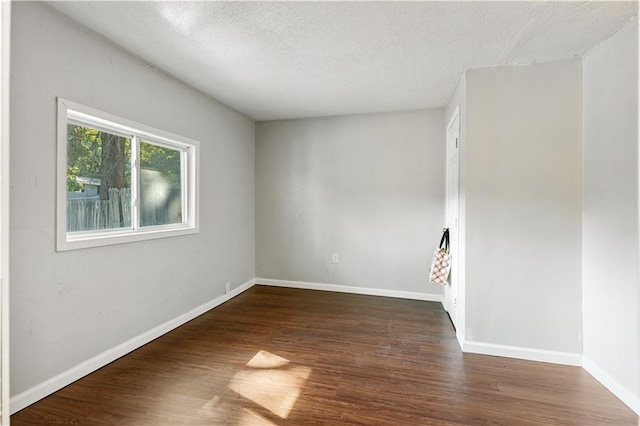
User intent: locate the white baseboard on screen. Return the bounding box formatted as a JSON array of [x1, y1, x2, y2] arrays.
[[462, 340, 582, 366], [582, 357, 640, 415], [255, 278, 443, 302], [455, 330, 465, 350], [10, 278, 256, 414]]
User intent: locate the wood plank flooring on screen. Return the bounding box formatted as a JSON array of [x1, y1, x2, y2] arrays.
[[11, 285, 638, 425]]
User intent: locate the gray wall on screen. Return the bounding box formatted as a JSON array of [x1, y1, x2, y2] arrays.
[[583, 17, 639, 408], [256, 110, 445, 296], [464, 60, 584, 354], [10, 2, 255, 396]]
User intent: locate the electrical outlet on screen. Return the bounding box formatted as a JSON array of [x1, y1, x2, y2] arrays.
[[332, 253, 339, 263], [225, 282, 231, 294]]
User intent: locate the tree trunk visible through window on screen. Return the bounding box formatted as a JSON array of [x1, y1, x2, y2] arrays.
[[100, 132, 127, 224]]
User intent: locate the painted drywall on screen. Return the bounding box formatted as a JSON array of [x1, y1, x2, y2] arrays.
[[256, 110, 445, 296], [464, 60, 583, 355], [10, 2, 255, 397], [582, 17, 639, 411]]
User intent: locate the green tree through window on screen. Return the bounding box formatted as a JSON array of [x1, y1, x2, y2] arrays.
[[66, 124, 131, 196]]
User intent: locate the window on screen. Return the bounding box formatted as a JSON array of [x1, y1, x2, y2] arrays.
[[57, 98, 198, 251]]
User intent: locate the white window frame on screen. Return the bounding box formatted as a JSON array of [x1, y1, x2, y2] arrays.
[[56, 98, 199, 251]]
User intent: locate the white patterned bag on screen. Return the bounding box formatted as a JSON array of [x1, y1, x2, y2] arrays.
[[429, 229, 451, 285]]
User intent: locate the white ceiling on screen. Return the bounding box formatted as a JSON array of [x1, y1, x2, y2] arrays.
[[48, 1, 637, 121]]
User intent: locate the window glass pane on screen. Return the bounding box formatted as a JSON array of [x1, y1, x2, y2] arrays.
[[139, 141, 183, 227], [66, 124, 132, 232]]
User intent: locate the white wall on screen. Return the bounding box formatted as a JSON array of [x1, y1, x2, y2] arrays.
[[10, 2, 254, 399], [463, 60, 584, 357], [582, 17, 639, 413], [256, 110, 445, 297]]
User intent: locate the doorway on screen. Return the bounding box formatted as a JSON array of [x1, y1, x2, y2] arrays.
[[444, 108, 460, 330]]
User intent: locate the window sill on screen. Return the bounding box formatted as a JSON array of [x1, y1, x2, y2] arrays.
[[56, 225, 198, 252]]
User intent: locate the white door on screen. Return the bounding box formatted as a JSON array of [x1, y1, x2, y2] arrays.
[[444, 109, 460, 329]]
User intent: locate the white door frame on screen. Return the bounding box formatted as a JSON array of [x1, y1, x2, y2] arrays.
[[444, 107, 460, 330], [0, 1, 11, 424]]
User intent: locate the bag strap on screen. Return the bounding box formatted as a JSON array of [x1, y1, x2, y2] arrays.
[[444, 228, 450, 253], [439, 228, 450, 252]]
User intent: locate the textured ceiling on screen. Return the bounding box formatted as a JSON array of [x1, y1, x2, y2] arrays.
[[48, 1, 638, 121]]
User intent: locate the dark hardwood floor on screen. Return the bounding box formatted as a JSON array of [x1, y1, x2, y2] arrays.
[[11, 285, 638, 425]]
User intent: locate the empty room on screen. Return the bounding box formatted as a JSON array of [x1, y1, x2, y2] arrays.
[[0, 0, 638, 425]]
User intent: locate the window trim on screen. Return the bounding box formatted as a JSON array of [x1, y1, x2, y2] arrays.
[[56, 98, 199, 251]]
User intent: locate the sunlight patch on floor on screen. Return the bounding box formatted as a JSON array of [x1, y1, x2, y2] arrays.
[[228, 350, 312, 419], [238, 408, 278, 426], [197, 395, 279, 426], [245, 350, 291, 369], [197, 395, 224, 419]]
